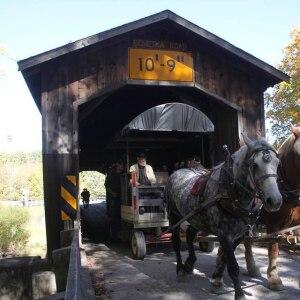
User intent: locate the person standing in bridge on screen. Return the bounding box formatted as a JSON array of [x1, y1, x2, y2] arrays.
[[81, 188, 90, 208], [129, 153, 156, 186]]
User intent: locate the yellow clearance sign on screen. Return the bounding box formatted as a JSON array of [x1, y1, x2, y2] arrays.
[[128, 48, 194, 82]]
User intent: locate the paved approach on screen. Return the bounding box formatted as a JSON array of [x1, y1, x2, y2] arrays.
[[85, 240, 300, 300]]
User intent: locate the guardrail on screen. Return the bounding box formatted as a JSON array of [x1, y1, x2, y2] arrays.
[[65, 228, 82, 299], [63, 221, 95, 299], [2, 200, 44, 207], [2, 198, 106, 208]]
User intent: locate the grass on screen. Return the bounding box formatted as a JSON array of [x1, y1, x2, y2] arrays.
[[22, 206, 47, 257]]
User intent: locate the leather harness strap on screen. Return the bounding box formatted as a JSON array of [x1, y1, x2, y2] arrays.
[[217, 145, 277, 226], [165, 144, 279, 234]]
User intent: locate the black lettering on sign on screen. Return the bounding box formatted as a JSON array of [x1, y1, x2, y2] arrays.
[[145, 58, 154, 71], [167, 59, 176, 72]]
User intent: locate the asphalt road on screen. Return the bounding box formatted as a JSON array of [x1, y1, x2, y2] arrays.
[[85, 240, 300, 300]]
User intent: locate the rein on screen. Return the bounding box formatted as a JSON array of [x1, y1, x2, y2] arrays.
[[163, 143, 280, 235]]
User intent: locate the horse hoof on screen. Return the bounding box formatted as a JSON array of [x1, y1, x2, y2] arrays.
[[247, 266, 261, 278], [268, 278, 285, 291], [184, 263, 194, 274], [177, 264, 187, 278], [177, 269, 188, 282], [211, 278, 223, 288], [209, 285, 223, 294], [184, 256, 196, 274], [235, 293, 246, 300]]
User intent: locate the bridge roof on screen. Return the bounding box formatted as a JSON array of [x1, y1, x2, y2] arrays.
[[18, 10, 288, 84]]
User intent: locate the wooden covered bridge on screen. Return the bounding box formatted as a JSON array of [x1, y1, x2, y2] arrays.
[[18, 10, 288, 295]]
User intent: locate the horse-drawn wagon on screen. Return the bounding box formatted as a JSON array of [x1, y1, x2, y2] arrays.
[[112, 102, 216, 259]]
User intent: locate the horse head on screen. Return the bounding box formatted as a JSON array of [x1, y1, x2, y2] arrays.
[[241, 133, 282, 212]]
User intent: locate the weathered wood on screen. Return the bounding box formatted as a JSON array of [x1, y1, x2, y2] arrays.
[[41, 64, 79, 261]]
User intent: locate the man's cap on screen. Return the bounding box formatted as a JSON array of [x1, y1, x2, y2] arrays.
[[187, 155, 201, 162], [137, 153, 147, 159]]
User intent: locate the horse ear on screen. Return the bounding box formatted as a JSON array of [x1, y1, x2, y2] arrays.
[[241, 132, 254, 149], [291, 124, 300, 137]]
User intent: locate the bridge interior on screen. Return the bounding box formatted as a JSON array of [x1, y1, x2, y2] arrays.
[[78, 84, 239, 173]]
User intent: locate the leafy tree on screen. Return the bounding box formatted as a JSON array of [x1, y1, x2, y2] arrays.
[[266, 27, 300, 147], [0, 152, 106, 201], [79, 171, 106, 200], [0, 152, 43, 200], [0, 204, 30, 255]]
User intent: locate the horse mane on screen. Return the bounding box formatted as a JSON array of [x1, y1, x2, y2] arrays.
[[278, 134, 296, 158]]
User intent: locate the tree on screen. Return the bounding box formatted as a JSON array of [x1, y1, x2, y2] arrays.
[[266, 27, 300, 147], [79, 171, 106, 200]]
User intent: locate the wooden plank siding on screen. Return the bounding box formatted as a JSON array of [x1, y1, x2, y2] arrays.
[[41, 33, 264, 138]]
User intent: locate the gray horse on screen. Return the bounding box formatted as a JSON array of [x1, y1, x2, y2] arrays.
[[164, 134, 282, 300]]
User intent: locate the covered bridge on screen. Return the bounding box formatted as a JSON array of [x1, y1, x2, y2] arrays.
[[18, 10, 288, 258]]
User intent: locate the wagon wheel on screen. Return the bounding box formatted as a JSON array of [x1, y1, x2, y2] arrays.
[[131, 231, 146, 260], [199, 241, 215, 253]]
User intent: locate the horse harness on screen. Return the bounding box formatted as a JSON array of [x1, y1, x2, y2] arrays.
[[218, 145, 278, 231], [165, 144, 279, 235]]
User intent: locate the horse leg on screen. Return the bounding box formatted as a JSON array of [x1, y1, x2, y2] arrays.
[[244, 237, 261, 277], [169, 210, 185, 276], [184, 226, 197, 274], [267, 241, 284, 290], [211, 237, 244, 290], [211, 245, 226, 288], [172, 226, 185, 276], [221, 237, 245, 300]]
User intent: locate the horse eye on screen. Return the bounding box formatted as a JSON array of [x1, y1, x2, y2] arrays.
[[252, 163, 258, 168]]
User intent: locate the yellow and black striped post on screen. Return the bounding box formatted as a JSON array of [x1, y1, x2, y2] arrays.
[[60, 175, 78, 222]]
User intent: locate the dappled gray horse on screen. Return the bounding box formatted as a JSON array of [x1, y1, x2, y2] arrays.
[[244, 125, 300, 290], [164, 135, 282, 300]]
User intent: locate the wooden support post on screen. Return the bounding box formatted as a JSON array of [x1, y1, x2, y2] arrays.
[[41, 65, 79, 261]]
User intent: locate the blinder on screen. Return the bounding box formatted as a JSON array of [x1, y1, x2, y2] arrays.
[[247, 146, 278, 192]]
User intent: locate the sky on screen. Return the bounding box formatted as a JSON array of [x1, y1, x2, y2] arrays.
[[0, 0, 299, 152]]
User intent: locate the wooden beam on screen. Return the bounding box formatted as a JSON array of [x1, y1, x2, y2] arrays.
[[126, 79, 241, 111], [194, 83, 241, 111], [126, 79, 194, 88], [41, 66, 79, 261], [76, 81, 126, 123]]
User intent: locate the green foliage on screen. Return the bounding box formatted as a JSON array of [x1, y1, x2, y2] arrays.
[[0, 205, 30, 254], [79, 171, 106, 199], [0, 152, 43, 200], [0, 152, 106, 201], [266, 27, 300, 145]]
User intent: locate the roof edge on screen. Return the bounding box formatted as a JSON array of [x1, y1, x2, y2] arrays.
[[18, 9, 289, 83], [18, 10, 171, 71]]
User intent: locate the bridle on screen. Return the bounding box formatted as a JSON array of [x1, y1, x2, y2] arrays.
[[246, 147, 278, 200], [219, 145, 279, 227]]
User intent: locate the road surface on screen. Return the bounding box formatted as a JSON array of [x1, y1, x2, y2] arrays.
[[85, 240, 300, 300]]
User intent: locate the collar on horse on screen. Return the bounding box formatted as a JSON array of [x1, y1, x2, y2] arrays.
[[218, 144, 277, 225]]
